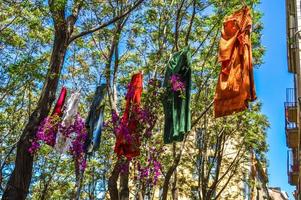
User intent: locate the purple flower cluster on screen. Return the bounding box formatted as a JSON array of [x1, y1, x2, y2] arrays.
[[153, 160, 161, 185], [170, 74, 185, 93], [106, 111, 133, 143], [28, 141, 40, 154], [136, 146, 162, 186], [136, 108, 156, 138], [120, 162, 129, 174], [29, 114, 88, 172], [69, 114, 88, 172], [137, 164, 149, 178], [29, 115, 60, 154]]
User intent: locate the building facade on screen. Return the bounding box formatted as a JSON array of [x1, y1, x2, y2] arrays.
[[286, 0, 301, 199]]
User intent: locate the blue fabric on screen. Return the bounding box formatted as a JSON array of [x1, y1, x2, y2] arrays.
[[85, 84, 106, 153]]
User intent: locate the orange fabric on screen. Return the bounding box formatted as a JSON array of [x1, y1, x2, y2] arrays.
[[214, 6, 256, 118]]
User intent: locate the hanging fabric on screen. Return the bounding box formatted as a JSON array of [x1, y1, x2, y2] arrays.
[[55, 91, 81, 153], [163, 48, 191, 144], [214, 6, 256, 118], [85, 84, 107, 153], [52, 86, 67, 117], [41, 86, 67, 147], [114, 72, 143, 159]]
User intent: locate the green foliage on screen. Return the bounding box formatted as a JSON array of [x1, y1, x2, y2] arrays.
[[0, 0, 268, 199]]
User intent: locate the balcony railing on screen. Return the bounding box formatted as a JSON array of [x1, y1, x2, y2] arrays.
[[286, 88, 297, 102], [288, 149, 299, 186], [285, 120, 298, 148], [285, 88, 297, 123]]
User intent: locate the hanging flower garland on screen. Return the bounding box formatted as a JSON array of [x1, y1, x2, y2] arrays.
[[28, 115, 61, 154], [29, 114, 88, 171], [29, 88, 88, 173], [135, 146, 162, 186], [133, 78, 164, 192], [105, 78, 164, 191]]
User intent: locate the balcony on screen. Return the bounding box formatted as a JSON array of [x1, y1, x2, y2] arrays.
[[285, 88, 297, 122], [288, 150, 299, 186], [285, 88, 298, 148], [285, 101, 298, 123], [286, 121, 298, 148]]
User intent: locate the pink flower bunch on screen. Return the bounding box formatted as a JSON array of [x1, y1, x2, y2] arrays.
[[120, 162, 130, 174], [107, 111, 133, 143], [29, 115, 60, 154], [136, 146, 162, 186], [69, 114, 88, 172], [170, 74, 185, 93], [28, 141, 40, 155], [136, 108, 156, 138], [29, 114, 88, 172], [153, 160, 161, 185]]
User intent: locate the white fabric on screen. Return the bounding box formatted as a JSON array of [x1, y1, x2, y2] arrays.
[[55, 91, 80, 153]]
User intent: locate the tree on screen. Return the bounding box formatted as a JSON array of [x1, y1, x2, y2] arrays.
[[1, 1, 143, 199], [0, 0, 267, 199]]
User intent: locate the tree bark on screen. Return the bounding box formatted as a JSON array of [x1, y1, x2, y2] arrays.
[[119, 161, 130, 200], [161, 154, 181, 200], [171, 171, 179, 200], [171, 144, 178, 200], [108, 159, 122, 200]]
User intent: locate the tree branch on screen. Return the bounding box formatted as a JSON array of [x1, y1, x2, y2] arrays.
[[68, 0, 144, 44], [174, 0, 185, 51], [184, 0, 196, 46], [192, 100, 214, 128], [0, 15, 18, 33]]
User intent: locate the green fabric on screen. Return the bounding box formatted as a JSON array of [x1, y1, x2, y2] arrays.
[[163, 48, 191, 144]]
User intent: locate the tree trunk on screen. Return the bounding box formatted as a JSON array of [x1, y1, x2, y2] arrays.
[[119, 161, 130, 200], [171, 170, 178, 200], [2, 25, 69, 200], [108, 159, 122, 200], [171, 144, 178, 200], [161, 156, 181, 200]]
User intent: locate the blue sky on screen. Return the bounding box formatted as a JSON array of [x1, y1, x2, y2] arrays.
[[256, 0, 295, 198]]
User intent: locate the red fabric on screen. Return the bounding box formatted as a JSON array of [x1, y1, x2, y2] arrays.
[[52, 87, 67, 117], [114, 72, 143, 159]]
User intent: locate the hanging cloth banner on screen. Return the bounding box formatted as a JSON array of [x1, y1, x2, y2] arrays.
[[55, 91, 81, 153], [114, 72, 143, 159], [52, 86, 67, 117], [44, 86, 67, 147], [214, 6, 256, 118], [85, 84, 107, 153], [163, 48, 192, 144]]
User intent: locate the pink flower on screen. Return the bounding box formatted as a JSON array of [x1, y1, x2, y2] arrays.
[[29, 115, 60, 154], [29, 114, 89, 172], [170, 74, 185, 92]]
